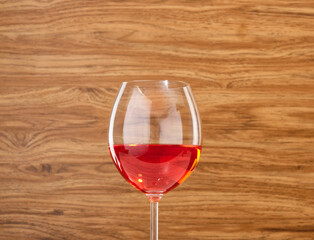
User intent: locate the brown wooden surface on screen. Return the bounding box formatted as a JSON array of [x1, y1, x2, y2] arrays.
[[1, 0, 314, 239]]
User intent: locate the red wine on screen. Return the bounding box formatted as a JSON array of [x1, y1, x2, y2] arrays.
[[109, 144, 201, 194]]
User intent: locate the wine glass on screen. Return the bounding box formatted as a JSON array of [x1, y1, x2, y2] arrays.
[[108, 80, 201, 240]]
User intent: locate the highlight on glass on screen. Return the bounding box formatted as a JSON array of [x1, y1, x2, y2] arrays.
[[108, 80, 201, 240]]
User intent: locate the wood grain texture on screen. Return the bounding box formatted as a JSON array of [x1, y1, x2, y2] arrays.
[[0, 0, 314, 239]]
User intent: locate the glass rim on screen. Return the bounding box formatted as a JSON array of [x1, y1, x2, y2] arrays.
[[122, 80, 190, 89]]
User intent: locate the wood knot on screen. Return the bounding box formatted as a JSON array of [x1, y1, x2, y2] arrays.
[[41, 164, 51, 173], [50, 209, 64, 216]]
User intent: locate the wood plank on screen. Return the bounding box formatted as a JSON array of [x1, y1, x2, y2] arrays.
[[0, 0, 314, 239]]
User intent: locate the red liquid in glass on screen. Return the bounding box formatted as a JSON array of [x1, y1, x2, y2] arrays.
[[109, 144, 201, 194]]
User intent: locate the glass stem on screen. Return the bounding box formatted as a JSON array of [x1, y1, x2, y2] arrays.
[[150, 201, 158, 240], [147, 194, 162, 240]]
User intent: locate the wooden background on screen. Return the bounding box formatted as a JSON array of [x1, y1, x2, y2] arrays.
[[1, 0, 314, 239]]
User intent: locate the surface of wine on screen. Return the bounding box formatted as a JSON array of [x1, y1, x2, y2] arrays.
[[109, 144, 201, 194]]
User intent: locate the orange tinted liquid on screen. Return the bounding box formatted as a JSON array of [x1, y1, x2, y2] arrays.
[[109, 144, 201, 194]]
